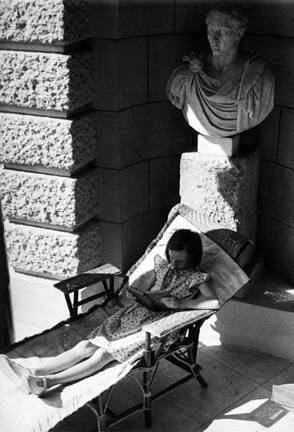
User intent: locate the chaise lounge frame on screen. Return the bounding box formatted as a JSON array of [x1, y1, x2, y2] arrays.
[[1, 203, 253, 432]]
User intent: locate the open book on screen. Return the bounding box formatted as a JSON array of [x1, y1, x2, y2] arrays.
[[126, 286, 171, 311]]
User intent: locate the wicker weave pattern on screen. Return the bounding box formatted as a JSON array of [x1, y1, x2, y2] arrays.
[[142, 309, 213, 337]]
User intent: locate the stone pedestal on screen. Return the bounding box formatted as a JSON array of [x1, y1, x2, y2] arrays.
[[180, 149, 260, 240], [198, 134, 240, 156]]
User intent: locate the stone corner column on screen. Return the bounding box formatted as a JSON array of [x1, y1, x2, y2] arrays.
[[0, 0, 102, 281]]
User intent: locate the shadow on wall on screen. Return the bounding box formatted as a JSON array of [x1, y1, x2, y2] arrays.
[[216, 132, 260, 241], [0, 202, 13, 350]]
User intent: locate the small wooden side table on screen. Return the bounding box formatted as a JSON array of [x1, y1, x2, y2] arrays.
[[54, 263, 123, 318]]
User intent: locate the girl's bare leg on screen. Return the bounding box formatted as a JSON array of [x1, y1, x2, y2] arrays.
[[29, 347, 114, 392], [33, 340, 98, 375], [0, 340, 98, 385]]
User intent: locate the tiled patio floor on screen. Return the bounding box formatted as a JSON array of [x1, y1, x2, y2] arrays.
[[53, 315, 294, 432]]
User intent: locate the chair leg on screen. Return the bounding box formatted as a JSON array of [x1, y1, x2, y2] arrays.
[[87, 397, 107, 432], [187, 326, 208, 388], [190, 363, 208, 388], [143, 369, 152, 427], [196, 374, 208, 388]]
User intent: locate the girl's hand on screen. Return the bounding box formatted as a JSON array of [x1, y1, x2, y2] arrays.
[[160, 297, 181, 309], [182, 52, 203, 73]]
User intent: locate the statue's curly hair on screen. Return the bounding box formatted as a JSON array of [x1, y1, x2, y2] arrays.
[[206, 3, 248, 36]]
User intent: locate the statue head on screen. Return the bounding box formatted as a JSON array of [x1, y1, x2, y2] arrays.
[[206, 5, 248, 57], [166, 3, 274, 138]]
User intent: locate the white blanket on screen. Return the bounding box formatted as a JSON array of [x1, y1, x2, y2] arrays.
[[0, 308, 134, 432]]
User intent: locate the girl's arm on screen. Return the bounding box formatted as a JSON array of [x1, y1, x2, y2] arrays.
[[161, 295, 220, 310], [118, 269, 156, 307], [180, 295, 220, 310], [161, 282, 220, 310]]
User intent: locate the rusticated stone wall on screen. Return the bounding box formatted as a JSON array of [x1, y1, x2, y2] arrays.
[[5, 221, 101, 279], [0, 113, 96, 172], [0, 51, 92, 112], [1, 169, 99, 229], [0, 0, 89, 44], [0, 0, 101, 281], [0, 0, 194, 315]]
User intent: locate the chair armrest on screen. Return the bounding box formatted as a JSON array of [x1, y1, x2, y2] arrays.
[[142, 310, 214, 337], [54, 263, 123, 294]]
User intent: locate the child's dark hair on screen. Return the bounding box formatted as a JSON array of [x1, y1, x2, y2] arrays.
[[165, 229, 203, 267]]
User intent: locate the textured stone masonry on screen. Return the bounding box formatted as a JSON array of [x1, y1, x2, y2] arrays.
[[266, 218, 294, 284], [95, 102, 194, 169], [0, 113, 96, 171], [0, 50, 93, 111], [0, 0, 89, 44], [91, 38, 147, 111], [99, 163, 149, 223], [244, 35, 294, 109], [180, 150, 260, 239], [4, 221, 102, 278], [0, 169, 100, 229], [259, 162, 294, 230], [149, 34, 207, 102], [149, 156, 181, 210], [100, 209, 168, 271]]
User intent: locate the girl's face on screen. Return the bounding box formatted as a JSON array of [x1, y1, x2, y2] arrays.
[[168, 249, 192, 270]]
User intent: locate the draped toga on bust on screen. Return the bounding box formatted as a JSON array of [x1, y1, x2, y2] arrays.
[[166, 53, 275, 137]]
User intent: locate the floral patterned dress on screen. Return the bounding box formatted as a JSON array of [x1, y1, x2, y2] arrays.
[[88, 255, 209, 364]]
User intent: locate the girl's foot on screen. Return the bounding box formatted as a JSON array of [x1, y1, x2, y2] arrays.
[[0, 355, 47, 396], [0, 354, 31, 391], [26, 375, 48, 397]]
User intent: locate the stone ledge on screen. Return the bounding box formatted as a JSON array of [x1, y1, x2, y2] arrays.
[[4, 221, 102, 279], [234, 268, 294, 313], [0, 168, 100, 229], [0, 112, 96, 172], [0, 0, 89, 44], [216, 269, 294, 361], [0, 50, 93, 111]]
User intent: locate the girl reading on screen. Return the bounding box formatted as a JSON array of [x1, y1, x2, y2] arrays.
[[0, 229, 219, 396]]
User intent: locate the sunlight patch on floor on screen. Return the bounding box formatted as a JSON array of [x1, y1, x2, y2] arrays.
[[225, 398, 268, 416], [199, 314, 222, 347]]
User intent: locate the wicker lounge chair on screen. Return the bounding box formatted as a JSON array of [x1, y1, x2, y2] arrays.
[[0, 204, 254, 432]]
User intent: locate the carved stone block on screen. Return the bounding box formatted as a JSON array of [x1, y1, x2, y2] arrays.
[[0, 113, 96, 172], [0, 169, 100, 230], [0, 0, 89, 44], [180, 150, 260, 239], [0, 50, 92, 112], [4, 221, 102, 278]]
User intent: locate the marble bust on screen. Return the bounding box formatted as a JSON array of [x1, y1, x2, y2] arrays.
[[166, 6, 275, 138]]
